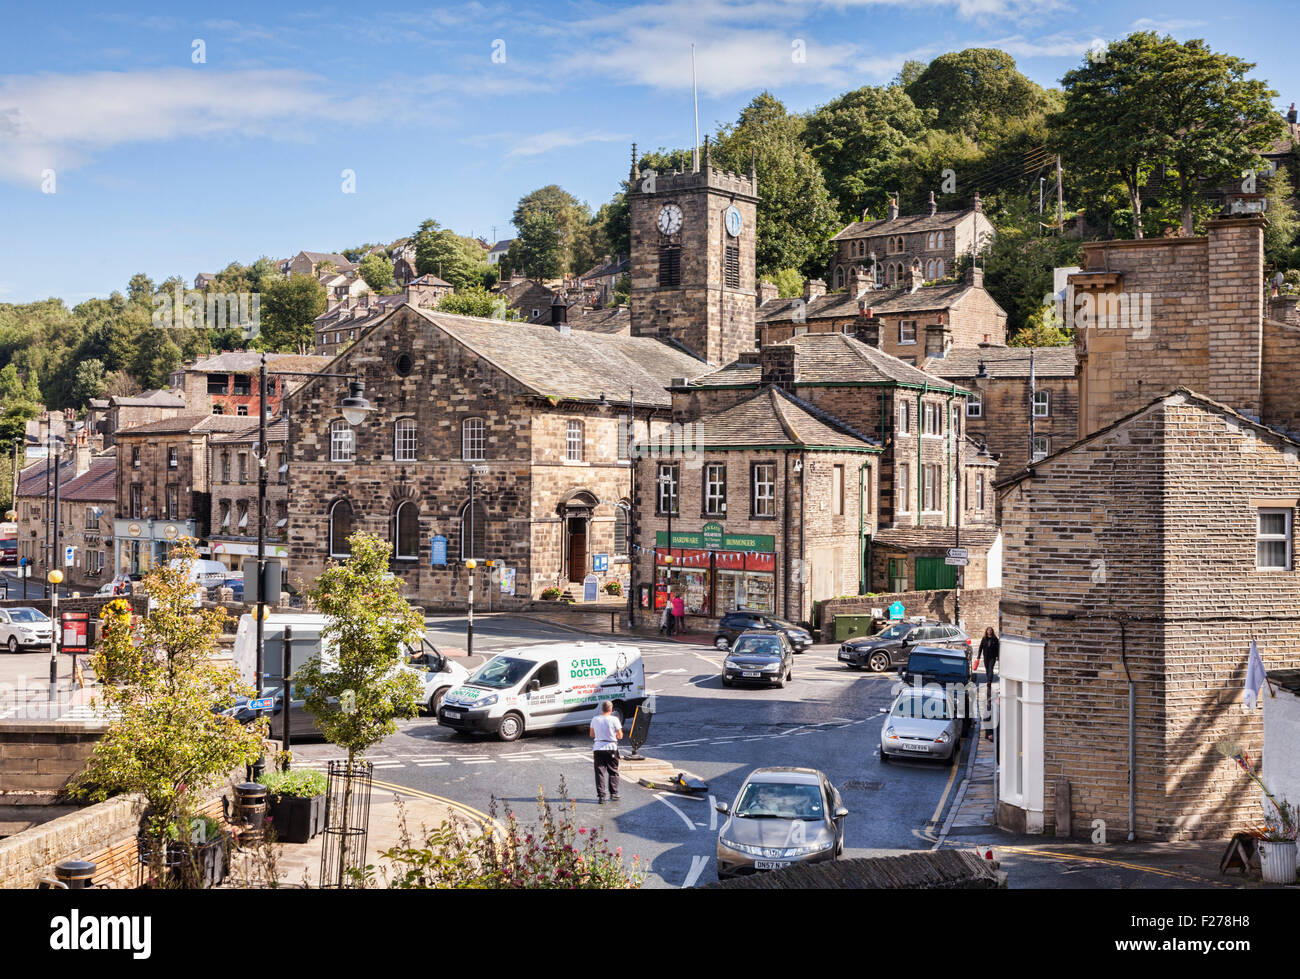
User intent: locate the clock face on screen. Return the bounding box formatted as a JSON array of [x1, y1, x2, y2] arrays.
[[725, 205, 743, 237], [657, 204, 683, 236]]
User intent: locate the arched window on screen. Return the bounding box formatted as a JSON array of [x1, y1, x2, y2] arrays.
[[936, 259, 945, 278], [834, 266, 845, 289], [393, 501, 419, 560], [394, 418, 417, 462], [330, 420, 354, 462], [462, 418, 484, 461], [459, 500, 486, 561], [936, 231, 945, 249], [926, 260, 935, 279], [614, 504, 628, 557], [874, 262, 884, 286], [329, 499, 354, 558]]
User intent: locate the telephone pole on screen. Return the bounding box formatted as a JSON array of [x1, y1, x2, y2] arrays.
[[1055, 155, 1064, 231]]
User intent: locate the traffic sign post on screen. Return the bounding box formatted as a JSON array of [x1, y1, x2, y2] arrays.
[[888, 600, 906, 620], [945, 556, 969, 567]]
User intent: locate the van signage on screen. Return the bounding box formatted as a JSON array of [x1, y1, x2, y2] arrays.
[[570, 658, 608, 679]]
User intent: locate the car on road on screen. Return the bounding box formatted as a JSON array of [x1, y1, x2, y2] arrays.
[[0, 606, 53, 653], [899, 646, 977, 734], [714, 611, 812, 653], [879, 686, 962, 764], [839, 620, 970, 672], [207, 577, 244, 602], [438, 641, 645, 742], [721, 630, 795, 688], [715, 767, 848, 879]]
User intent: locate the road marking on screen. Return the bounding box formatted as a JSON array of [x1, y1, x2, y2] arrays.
[[994, 846, 1231, 887], [416, 761, 450, 767], [653, 793, 697, 832], [370, 777, 504, 838], [659, 738, 709, 746], [504, 756, 537, 762], [709, 795, 718, 832], [682, 855, 710, 888]]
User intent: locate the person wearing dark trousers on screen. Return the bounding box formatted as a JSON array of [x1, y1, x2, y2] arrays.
[[979, 627, 999, 741], [590, 700, 623, 804]]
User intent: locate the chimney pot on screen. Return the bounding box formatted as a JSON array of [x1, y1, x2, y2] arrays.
[[802, 278, 827, 302], [928, 191, 937, 217], [888, 196, 899, 221]]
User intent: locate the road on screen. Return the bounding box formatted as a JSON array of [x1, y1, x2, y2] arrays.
[[289, 614, 969, 889], [0, 569, 69, 601]]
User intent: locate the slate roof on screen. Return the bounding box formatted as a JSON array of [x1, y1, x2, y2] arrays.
[[570, 307, 630, 335], [188, 352, 333, 374], [59, 456, 117, 502], [115, 414, 256, 437], [925, 346, 1077, 379], [16, 457, 79, 498], [832, 208, 976, 241], [405, 306, 706, 407], [757, 281, 978, 324], [874, 526, 1000, 550], [300, 251, 351, 268], [111, 390, 186, 408], [580, 256, 628, 280], [409, 274, 452, 288], [644, 386, 879, 452], [211, 419, 288, 444], [488, 239, 515, 255]]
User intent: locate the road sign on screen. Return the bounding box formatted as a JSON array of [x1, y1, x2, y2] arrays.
[[945, 555, 969, 567], [64, 545, 75, 566], [249, 698, 274, 710], [946, 547, 968, 560], [888, 600, 905, 619]]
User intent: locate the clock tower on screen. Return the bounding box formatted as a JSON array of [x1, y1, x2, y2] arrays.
[[627, 144, 759, 367]]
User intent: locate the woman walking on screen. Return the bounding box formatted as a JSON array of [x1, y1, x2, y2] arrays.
[[979, 627, 999, 741]]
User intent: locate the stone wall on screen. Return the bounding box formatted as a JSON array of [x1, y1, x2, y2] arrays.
[[816, 586, 1001, 642], [965, 374, 1078, 478], [0, 791, 143, 889], [0, 720, 110, 803]]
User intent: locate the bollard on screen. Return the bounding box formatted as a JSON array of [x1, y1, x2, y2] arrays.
[[54, 859, 97, 889]]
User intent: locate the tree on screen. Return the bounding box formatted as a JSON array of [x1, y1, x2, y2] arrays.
[[894, 60, 927, 89], [358, 253, 396, 292], [982, 195, 1084, 336], [437, 286, 518, 320], [71, 358, 107, 406], [512, 186, 594, 274], [130, 329, 183, 390], [412, 220, 491, 291], [1011, 301, 1075, 347], [257, 276, 327, 353], [294, 532, 425, 881], [516, 212, 564, 281], [906, 49, 1047, 140], [75, 544, 266, 885], [768, 268, 804, 297]]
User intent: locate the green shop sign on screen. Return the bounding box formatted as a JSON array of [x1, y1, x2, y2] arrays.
[[655, 528, 775, 552]]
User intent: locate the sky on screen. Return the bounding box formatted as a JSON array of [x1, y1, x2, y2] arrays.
[[0, 0, 1296, 304]]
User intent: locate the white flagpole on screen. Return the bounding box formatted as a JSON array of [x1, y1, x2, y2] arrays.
[[692, 43, 700, 173]]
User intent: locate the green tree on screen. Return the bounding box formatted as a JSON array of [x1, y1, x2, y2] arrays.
[[257, 276, 327, 353], [982, 196, 1083, 336], [71, 358, 108, 406], [1011, 301, 1075, 347], [894, 59, 927, 89], [512, 185, 594, 274], [358, 253, 396, 292], [906, 48, 1048, 140], [769, 268, 804, 297], [75, 545, 266, 885], [130, 329, 183, 390], [517, 212, 564, 281], [412, 220, 491, 291], [436, 286, 518, 320]]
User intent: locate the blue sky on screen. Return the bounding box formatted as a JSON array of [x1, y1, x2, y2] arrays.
[[1, 1, 1295, 303]]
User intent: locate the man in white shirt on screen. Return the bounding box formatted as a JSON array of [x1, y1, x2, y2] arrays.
[[589, 700, 624, 804]]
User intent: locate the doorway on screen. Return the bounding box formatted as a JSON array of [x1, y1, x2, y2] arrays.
[[567, 516, 587, 583]]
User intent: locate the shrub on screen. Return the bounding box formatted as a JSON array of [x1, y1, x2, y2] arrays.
[[603, 581, 623, 596], [258, 768, 328, 798], [540, 587, 563, 601]]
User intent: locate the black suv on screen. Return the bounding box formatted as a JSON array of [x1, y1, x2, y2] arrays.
[[899, 646, 976, 734], [715, 611, 812, 653], [838, 620, 970, 673]]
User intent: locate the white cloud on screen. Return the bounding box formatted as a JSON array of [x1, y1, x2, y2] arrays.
[[1129, 17, 1207, 33], [504, 129, 630, 157], [0, 68, 384, 186], [982, 32, 1106, 59]]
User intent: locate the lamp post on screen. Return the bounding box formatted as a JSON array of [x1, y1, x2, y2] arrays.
[[250, 360, 373, 779], [47, 569, 63, 695], [625, 387, 636, 628], [465, 464, 488, 658]]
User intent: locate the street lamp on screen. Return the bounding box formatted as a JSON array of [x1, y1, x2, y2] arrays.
[[47, 568, 63, 695], [465, 559, 478, 658]]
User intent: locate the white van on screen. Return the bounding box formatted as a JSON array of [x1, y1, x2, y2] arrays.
[[437, 641, 646, 742]]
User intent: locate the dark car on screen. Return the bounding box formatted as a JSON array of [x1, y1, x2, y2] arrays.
[[0, 539, 16, 565], [899, 646, 976, 734], [715, 611, 812, 653], [216, 686, 328, 742], [721, 630, 795, 688], [208, 577, 244, 602], [839, 620, 970, 673]]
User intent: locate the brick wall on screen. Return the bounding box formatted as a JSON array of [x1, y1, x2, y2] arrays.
[[965, 375, 1078, 478], [0, 720, 110, 802]]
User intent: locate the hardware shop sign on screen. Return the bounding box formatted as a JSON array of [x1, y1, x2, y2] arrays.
[[655, 529, 775, 552]]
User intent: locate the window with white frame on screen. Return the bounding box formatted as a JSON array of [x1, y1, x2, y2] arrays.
[[951, 403, 961, 437], [1032, 436, 1050, 461], [923, 464, 939, 511], [897, 463, 910, 512], [168, 447, 178, 469], [899, 320, 917, 344], [922, 402, 941, 436], [330, 420, 354, 462], [566, 420, 584, 462], [704, 463, 726, 516], [897, 400, 911, 435], [967, 391, 982, 417], [1257, 508, 1292, 570], [462, 418, 485, 461], [394, 418, 417, 462], [656, 463, 679, 515], [1032, 390, 1050, 417], [752, 463, 776, 517]]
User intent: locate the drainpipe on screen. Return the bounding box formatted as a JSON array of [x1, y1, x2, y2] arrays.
[[917, 384, 927, 516], [783, 454, 791, 620], [1120, 618, 1135, 841], [858, 458, 871, 594], [797, 450, 806, 626]]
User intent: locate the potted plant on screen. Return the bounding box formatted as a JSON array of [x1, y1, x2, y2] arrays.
[[137, 815, 228, 888], [1254, 797, 1298, 884], [258, 768, 329, 844], [603, 581, 623, 597], [540, 587, 563, 601]]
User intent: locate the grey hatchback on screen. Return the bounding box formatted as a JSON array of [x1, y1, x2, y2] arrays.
[[715, 767, 848, 879]]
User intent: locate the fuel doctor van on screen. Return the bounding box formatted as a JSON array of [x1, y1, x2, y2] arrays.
[[437, 641, 645, 742]]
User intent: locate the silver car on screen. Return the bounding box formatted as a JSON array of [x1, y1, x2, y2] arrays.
[[879, 686, 962, 763], [715, 767, 847, 880], [0, 606, 53, 654]]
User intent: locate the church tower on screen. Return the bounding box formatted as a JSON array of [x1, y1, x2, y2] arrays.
[[627, 143, 759, 366]]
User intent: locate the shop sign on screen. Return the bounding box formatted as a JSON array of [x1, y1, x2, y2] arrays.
[[655, 530, 775, 552]]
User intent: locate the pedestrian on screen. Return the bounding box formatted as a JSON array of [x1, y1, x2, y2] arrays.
[[659, 600, 671, 636], [590, 700, 623, 804], [671, 593, 685, 636], [979, 627, 999, 741]]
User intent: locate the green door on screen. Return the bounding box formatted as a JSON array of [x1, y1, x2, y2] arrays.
[[915, 557, 957, 591]]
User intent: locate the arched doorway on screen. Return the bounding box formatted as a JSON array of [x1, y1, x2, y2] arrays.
[[559, 491, 598, 584]]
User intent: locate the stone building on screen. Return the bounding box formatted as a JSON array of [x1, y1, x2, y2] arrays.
[[634, 386, 880, 621], [829, 192, 996, 292], [99, 390, 185, 449], [12, 448, 88, 580], [113, 414, 250, 576], [925, 345, 1079, 479], [283, 304, 704, 606], [206, 419, 289, 576], [286, 251, 352, 279], [758, 265, 1008, 363], [673, 332, 1000, 602], [997, 389, 1300, 840], [176, 352, 332, 418], [627, 148, 758, 367], [52, 452, 116, 592]]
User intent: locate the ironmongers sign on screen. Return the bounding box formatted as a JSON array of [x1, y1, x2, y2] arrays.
[[655, 529, 776, 553]]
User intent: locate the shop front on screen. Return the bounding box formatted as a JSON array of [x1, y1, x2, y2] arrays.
[[653, 524, 777, 617], [114, 518, 196, 578]]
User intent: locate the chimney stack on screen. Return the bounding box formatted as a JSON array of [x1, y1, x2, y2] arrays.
[[758, 281, 779, 305], [966, 264, 984, 289], [908, 264, 924, 293], [847, 266, 872, 296], [928, 191, 937, 217], [973, 190, 983, 214], [803, 278, 826, 302], [551, 293, 569, 330], [888, 195, 899, 221]]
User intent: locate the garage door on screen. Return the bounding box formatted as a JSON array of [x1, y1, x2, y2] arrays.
[[914, 557, 957, 591]]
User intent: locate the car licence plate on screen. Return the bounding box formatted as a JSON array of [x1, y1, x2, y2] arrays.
[[443, 710, 461, 719], [755, 860, 790, 870], [742, 671, 761, 678], [901, 742, 929, 752]]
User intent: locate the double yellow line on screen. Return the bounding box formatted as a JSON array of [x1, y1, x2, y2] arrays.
[[370, 777, 503, 838]]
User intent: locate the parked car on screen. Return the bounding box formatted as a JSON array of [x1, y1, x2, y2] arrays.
[[207, 577, 244, 602], [899, 646, 976, 734], [0, 606, 53, 653], [839, 620, 970, 673], [715, 767, 847, 880], [879, 686, 962, 764], [721, 630, 795, 688], [714, 611, 812, 653]]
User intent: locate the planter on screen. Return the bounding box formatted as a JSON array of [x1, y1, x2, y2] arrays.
[[1259, 840, 1298, 883], [136, 833, 229, 888], [267, 792, 326, 844]]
